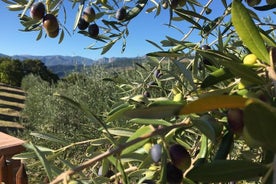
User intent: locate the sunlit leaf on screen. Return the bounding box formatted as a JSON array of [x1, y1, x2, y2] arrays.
[[129, 118, 172, 126], [232, 0, 269, 63], [106, 128, 135, 137], [122, 125, 153, 155], [30, 132, 68, 144], [179, 95, 248, 115], [124, 100, 183, 119]]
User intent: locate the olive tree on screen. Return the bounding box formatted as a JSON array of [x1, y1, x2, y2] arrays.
[[3, 0, 276, 183]]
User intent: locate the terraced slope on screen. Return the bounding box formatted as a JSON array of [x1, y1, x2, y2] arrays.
[[0, 83, 25, 130]]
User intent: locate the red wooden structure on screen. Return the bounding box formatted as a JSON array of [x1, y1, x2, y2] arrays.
[[0, 132, 28, 184]]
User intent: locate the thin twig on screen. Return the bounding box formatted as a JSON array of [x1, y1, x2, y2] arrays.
[[50, 119, 191, 184]]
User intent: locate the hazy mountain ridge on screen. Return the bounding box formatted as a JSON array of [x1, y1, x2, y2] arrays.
[[1, 53, 146, 67], [0, 53, 147, 77]]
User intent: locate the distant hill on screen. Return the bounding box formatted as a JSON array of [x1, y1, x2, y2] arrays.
[[0, 53, 147, 77], [11, 55, 96, 66]]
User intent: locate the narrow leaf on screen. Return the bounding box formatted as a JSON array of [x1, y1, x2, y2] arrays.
[[179, 95, 247, 115], [129, 118, 172, 126], [232, 0, 269, 63], [244, 99, 276, 152], [29, 142, 54, 180], [187, 160, 268, 182], [122, 125, 153, 155]]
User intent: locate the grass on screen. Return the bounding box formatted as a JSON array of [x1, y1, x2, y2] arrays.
[[0, 83, 25, 130]]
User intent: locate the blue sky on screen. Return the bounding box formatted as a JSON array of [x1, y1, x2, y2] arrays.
[[0, 0, 272, 59]]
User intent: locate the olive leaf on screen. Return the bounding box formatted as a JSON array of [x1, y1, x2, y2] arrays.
[[232, 0, 269, 63]]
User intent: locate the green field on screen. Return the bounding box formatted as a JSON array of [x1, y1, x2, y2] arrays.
[[0, 83, 25, 130]]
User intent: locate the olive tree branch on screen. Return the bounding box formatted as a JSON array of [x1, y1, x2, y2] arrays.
[[50, 118, 191, 184]]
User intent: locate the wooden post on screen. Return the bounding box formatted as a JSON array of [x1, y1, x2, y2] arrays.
[[16, 163, 28, 184], [0, 155, 8, 183]]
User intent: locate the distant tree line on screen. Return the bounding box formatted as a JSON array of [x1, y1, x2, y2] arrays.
[[0, 57, 59, 87]]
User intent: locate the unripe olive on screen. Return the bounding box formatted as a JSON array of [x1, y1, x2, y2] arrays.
[[246, 0, 261, 7], [166, 162, 183, 184], [227, 108, 244, 134], [83, 6, 96, 23], [30, 2, 45, 20], [43, 14, 59, 33], [243, 54, 257, 65], [116, 7, 127, 21], [88, 23, 99, 37], [77, 17, 89, 30], [169, 144, 191, 171], [150, 144, 162, 163]]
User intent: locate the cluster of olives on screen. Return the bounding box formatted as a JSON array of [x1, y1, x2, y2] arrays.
[[149, 143, 191, 183], [30, 2, 59, 38], [77, 6, 99, 37], [245, 0, 276, 7]]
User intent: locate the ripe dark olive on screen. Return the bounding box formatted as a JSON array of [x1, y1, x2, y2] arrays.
[[205, 8, 212, 15], [246, 0, 261, 6], [169, 144, 191, 171], [83, 6, 96, 23], [150, 144, 162, 163], [166, 162, 183, 184], [47, 28, 59, 38], [154, 69, 162, 78], [30, 2, 45, 20], [43, 14, 59, 33], [116, 7, 127, 21], [143, 91, 151, 98], [78, 17, 89, 30], [88, 23, 99, 37], [169, 0, 179, 9], [200, 44, 212, 65], [227, 108, 244, 134], [147, 81, 158, 88]]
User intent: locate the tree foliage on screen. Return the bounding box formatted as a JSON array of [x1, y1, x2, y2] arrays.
[[0, 57, 59, 86], [3, 0, 276, 183]]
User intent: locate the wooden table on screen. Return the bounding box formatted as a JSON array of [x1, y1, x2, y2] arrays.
[[0, 132, 26, 183]]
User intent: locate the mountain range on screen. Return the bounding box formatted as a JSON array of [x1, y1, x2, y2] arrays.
[[0, 53, 147, 77]]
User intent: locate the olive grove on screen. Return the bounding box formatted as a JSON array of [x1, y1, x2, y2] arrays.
[[2, 0, 276, 183]]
